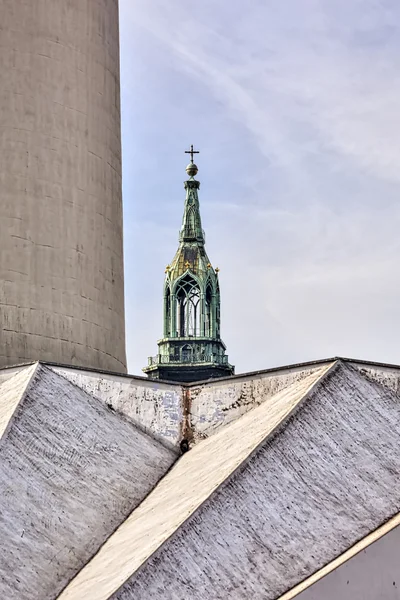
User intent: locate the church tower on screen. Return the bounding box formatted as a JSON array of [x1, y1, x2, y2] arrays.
[[143, 147, 234, 383]]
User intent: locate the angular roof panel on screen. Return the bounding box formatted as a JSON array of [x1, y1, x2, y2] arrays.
[[112, 362, 400, 600], [0, 362, 38, 439], [280, 512, 400, 599], [59, 363, 333, 600], [0, 365, 177, 600], [188, 362, 334, 441], [48, 365, 184, 449], [60, 361, 400, 599]]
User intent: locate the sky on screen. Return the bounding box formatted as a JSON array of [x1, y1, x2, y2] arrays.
[[119, 0, 400, 376]]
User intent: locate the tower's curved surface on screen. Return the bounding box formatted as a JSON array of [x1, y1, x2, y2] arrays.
[[0, 0, 127, 371]]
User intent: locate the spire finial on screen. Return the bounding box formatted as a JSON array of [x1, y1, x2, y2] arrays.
[[185, 144, 199, 163], [185, 144, 199, 178]]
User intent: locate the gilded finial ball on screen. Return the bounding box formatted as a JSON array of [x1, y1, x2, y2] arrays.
[[186, 162, 198, 178]]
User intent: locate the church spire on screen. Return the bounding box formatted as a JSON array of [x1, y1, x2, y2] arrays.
[[180, 146, 204, 244], [143, 147, 234, 383]]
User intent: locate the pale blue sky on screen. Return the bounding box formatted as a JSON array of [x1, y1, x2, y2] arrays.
[[119, 0, 400, 375]]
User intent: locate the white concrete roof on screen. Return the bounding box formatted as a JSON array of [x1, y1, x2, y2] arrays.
[[0, 364, 177, 600], [59, 360, 400, 599], [49, 364, 184, 449], [2, 356, 400, 599], [0, 362, 38, 439], [48, 359, 330, 449], [58, 363, 333, 599]]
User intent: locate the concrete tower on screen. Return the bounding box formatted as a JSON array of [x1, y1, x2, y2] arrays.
[[0, 0, 127, 372], [143, 146, 234, 382]]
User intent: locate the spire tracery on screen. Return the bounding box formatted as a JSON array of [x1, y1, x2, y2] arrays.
[[143, 148, 234, 382]]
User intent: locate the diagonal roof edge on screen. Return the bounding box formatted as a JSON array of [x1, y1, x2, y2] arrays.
[[0, 361, 37, 372], [278, 511, 400, 600], [0, 362, 40, 440], [47, 364, 181, 454], [57, 360, 338, 600]]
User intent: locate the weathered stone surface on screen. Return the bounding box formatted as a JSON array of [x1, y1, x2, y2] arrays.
[[3, 357, 400, 600], [107, 363, 400, 600], [188, 362, 331, 441], [50, 366, 184, 449], [50, 363, 334, 450], [58, 365, 332, 600], [0, 365, 176, 600], [352, 360, 400, 395], [0, 0, 126, 372]]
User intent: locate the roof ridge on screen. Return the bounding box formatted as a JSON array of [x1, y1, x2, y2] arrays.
[[57, 361, 338, 600]]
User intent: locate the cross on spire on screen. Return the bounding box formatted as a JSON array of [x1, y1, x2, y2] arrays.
[[185, 144, 199, 163]]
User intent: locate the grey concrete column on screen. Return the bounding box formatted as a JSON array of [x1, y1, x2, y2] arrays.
[[0, 0, 127, 372]]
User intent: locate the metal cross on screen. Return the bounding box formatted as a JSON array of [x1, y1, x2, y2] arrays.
[[185, 144, 199, 163]]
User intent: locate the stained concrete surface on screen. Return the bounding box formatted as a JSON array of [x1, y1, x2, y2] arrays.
[[0, 364, 176, 600], [0, 0, 126, 372]]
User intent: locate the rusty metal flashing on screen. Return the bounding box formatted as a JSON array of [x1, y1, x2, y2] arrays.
[[181, 386, 193, 444]]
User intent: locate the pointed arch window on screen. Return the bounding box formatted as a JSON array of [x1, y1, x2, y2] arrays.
[[205, 282, 213, 337], [215, 281, 221, 338], [164, 285, 171, 337], [176, 275, 201, 337]]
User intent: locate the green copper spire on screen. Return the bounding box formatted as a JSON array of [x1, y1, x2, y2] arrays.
[[180, 178, 204, 243], [143, 146, 234, 383]]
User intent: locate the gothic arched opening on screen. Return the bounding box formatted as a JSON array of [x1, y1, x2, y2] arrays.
[[164, 285, 171, 336], [181, 344, 193, 362], [205, 283, 213, 337], [175, 275, 200, 337]]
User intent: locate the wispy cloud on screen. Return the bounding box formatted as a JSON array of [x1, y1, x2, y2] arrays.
[[120, 0, 400, 373]]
